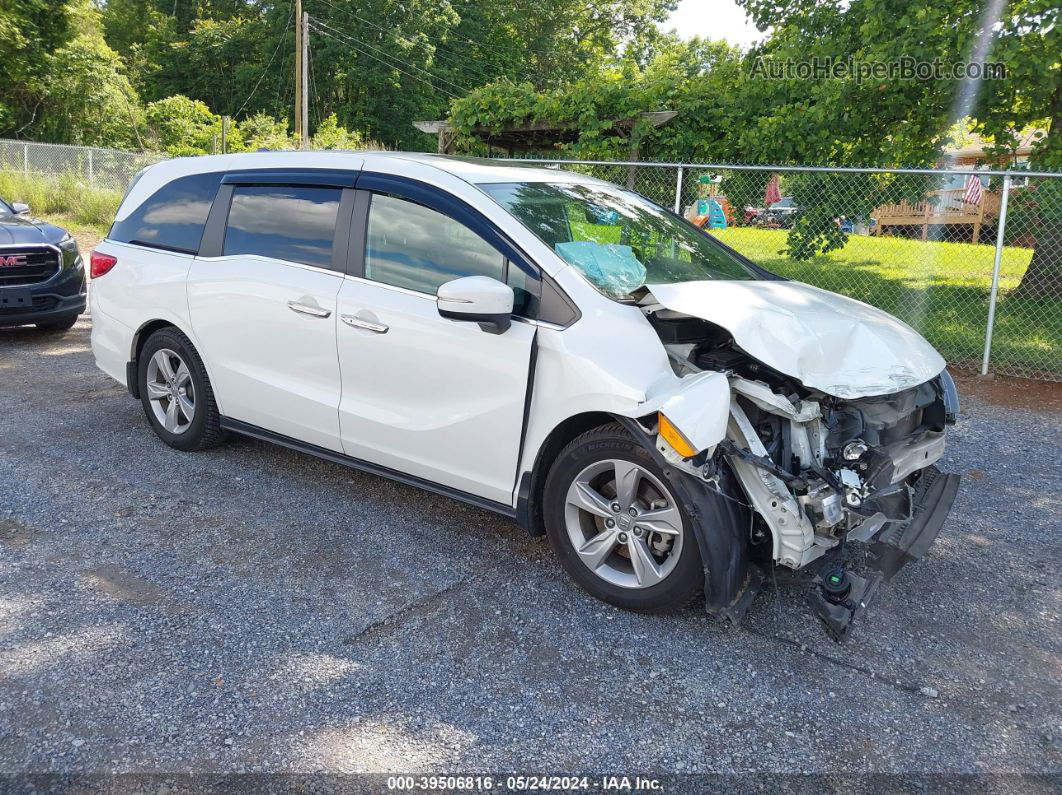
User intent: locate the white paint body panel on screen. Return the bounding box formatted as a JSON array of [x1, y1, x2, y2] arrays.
[[647, 371, 731, 452], [89, 240, 200, 388], [90, 151, 950, 537], [187, 256, 345, 451], [647, 280, 947, 399], [436, 275, 514, 316], [336, 277, 534, 503]]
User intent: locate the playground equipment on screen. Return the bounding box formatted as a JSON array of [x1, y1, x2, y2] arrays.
[[685, 174, 730, 230]]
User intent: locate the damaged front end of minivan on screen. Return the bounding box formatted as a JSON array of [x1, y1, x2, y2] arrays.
[[622, 282, 961, 642]]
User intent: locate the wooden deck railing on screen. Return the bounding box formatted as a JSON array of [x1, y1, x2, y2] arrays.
[[872, 188, 1000, 242]]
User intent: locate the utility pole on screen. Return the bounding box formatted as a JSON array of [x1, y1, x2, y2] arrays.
[[294, 0, 304, 147], [300, 11, 310, 149]]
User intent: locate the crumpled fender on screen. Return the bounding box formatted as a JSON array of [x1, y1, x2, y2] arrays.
[[615, 370, 731, 454], [612, 414, 759, 620]]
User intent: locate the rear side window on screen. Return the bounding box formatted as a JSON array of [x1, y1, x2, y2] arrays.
[[223, 185, 342, 269], [110, 172, 223, 254]]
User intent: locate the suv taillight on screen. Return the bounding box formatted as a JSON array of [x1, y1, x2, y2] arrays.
[[90, 250, 118, 278]]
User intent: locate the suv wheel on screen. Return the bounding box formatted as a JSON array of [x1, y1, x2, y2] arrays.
[[138, 328, 225, 451], [543, 423, 704, 613]]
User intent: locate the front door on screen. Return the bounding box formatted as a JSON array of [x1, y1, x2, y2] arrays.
[[336, 190, 536, 504], [188, 182, 350, 451]]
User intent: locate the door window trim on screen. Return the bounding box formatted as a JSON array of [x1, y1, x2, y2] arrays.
[[348, 173, 581, 325], [348, 172, 539, 283], [196, 168, 580, 326], [199, 174, 356, 275]]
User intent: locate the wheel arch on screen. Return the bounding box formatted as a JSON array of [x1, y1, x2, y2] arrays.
[[127, 319, 214, 404], [522, 411, 759, 619], [517, 410, 629, 536]]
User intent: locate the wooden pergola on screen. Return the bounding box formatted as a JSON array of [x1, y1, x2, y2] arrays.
[[413, 112, 678, 158]]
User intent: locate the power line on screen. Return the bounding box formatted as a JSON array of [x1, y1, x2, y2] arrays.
[[308, 18, 461, 98], [234, 2, 295, 119], [312, 0, 513, 86], [310, 17, 467, 94], [309, 21, 459, 99]]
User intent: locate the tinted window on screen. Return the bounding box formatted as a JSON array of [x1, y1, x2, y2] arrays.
[[483, 181, 758, 300], [223, 185, 342, 268], [506, 264, 539, 318], [111, 172, 222, 253], [365, 194, 505, 295]]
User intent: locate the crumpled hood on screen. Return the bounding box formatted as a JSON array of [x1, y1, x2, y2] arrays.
[[647, 280, 946, 399]]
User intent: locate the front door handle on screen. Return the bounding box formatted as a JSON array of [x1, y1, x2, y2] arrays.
[[341, 314, 389, 334], [288, 300, 332, 318]]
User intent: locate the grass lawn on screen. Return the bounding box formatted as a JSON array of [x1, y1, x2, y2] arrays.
[[1, 170, 114, 257], [710, 228, 1058, 378]]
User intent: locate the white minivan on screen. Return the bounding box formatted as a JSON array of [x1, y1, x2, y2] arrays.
[[91, 152, 960, 641]]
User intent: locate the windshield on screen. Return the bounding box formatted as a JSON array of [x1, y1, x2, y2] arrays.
[[0, 200, 12, 217], [481, 181, 759, 299]]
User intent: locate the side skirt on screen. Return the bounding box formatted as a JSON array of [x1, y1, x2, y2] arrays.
[[219, 418, 519, 520]]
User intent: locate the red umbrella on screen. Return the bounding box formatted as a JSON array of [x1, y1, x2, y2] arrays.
[[764, 175, 782, 205]]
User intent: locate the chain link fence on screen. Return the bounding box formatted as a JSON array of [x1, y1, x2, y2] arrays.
[[500, 158, 1062, 383], [0, 139, 165, 192], [1, 138, 1058, 381]]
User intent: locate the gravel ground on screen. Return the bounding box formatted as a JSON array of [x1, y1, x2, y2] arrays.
[[1, 313, 1060, 779]]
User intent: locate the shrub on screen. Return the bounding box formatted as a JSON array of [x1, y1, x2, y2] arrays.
[[0, 171, 122, 231]]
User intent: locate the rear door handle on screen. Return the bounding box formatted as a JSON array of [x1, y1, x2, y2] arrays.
[[341, 314, 389, 334], [288, 300, 332, 318]]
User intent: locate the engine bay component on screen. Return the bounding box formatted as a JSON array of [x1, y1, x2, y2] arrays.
[[810, 568, 884, 642], [843, 440, 869, 460], [633, 293, 961, 641], [799, 481, 844, 529]]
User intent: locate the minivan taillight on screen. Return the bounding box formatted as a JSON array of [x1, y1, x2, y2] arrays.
[[90, 250, 118, 278]]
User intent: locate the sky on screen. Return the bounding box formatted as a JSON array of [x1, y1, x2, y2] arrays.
[[661, 0, 764, 48]]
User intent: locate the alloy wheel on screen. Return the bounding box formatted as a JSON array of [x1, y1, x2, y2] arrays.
[[563, 458, 684, 589], [145, 348, 196, 434]]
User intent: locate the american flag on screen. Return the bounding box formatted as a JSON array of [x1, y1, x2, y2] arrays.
[[963, 174, 984, 205]]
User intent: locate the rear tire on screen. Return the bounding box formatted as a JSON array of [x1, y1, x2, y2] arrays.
[[542, 423, 705, 613], [138, 327, 225, 452], [35, 313, 79, 331]]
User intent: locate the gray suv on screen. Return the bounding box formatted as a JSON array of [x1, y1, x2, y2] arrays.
[[0, 198, 86, 331]]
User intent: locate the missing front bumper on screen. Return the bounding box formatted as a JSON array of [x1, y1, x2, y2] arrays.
[[809, 465, 960, 641], [870, 466, 960, 580]]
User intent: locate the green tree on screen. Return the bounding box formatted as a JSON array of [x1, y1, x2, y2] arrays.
[[0, 0, 75, 136], [36, 0, 143, 148], [449, 36, 744, 161], [95, 0, 679, 148], [144, 95, 226, 155], [311, 113, 368, 150], [736, 0, 1061, 294], [972, 0, 1061, 298], [238, 112, 292, 151]]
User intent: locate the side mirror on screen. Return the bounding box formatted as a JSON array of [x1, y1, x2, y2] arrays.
[[437, 275, 514, 335], [11, 202, 30, 216]]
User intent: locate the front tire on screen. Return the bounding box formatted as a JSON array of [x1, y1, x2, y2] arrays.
[[543, 423, 706, 613], [138, 328, 225, 452]]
